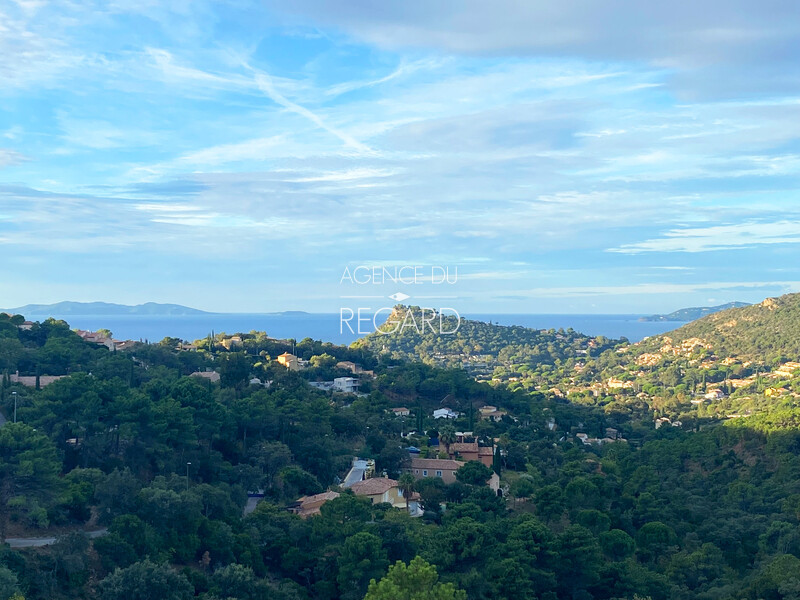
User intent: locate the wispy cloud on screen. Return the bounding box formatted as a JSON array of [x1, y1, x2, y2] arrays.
[[246, 64, 374, 155], [611, 221, 800, 254], [0, 149, 28, 167]]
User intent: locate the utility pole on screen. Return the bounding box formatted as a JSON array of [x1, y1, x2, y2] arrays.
[[186, 462, 192, 490], [12, 391, 17, 423]]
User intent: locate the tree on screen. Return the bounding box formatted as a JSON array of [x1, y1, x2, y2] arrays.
[[438, 425, 456, 455], [337, 532, 389, 600], [98, 560, 193, 600], [0, 423, 61, 540], [509, 477, 536, 503], [0, 565, 22, 600], [600, 529, 635, 561], [398, 473, 416, 513], [455, 461, 493, 486], [364, 556, 466, 600]]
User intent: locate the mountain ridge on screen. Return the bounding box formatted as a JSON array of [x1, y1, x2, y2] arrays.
[[2, 301, 212, 316], [639, 301, 751, 322]]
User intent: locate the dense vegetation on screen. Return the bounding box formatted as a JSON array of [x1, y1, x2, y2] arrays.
[[643, 294, 800, 360], [2, 306, 800, 599], [355, 306, 617, 370]]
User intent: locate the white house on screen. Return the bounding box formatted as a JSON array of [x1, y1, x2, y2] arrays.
[[333, 377, 359, 393], [433, 408, 459, 419]]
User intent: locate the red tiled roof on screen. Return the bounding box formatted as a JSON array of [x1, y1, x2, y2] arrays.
[[449, 442, 478, 453], [410, 458, 462, 471], [296, 491, 340, 517], [350, 478, 397, 496]]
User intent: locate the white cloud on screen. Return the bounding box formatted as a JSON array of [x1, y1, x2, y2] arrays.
[[510, 280, 800, 298], [0, 148, 28, 167], [611, 221, 800, 254]]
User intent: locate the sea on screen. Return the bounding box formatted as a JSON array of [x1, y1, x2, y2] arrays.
[[36, 312, 686, 345]]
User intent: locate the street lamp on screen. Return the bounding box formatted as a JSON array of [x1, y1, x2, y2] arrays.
[[186, 462, 192, 490], [11, 391, 17, 423]]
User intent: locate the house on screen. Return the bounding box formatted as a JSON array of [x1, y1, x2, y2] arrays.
[[446, 442, 494, 467], [454, 431, 473, 443], [775, 362, 800, 377], [607, 377, 634, 390], [605, 428, 619, 440], [704, 389, 726, 400], [18, 321, 34, 331], [9, 371, 66, 388], [113, 340, 137, 351], [351, 477, 423, 516], [75, 330, 115, 351], [277, 352, 306, 371], [190, 370, 221, 383], [655, 417, 671, 429], [336, 361, 375, 378], [391, 407, 411, 417], [333, 377, 358, 393], [287, 491, 340, 518], [249, 377, 271, 388], [481, 409, 507, 422], [219, 336, 243, 350], [433, 408, 459, 419], [406, 458, 463, 484]]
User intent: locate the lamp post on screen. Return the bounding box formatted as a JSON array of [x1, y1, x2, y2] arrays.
[[186, 462, 191, 490], [12, 391, 17, 423]]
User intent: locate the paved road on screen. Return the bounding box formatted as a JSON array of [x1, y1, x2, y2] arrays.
[[343, 459, 368, 488], [6, 528, 107, 548], [244, 496, 261, 516]]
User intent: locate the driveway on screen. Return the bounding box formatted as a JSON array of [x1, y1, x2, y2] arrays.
[[5, 528, 107, 548]]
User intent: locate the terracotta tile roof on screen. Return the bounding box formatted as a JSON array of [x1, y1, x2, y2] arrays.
[[410, 458, 462, 471], [478, 446, 494, 456], [350, 477, 397, 496], [295, 491, 340, 517], [449, 442, 478, 453]]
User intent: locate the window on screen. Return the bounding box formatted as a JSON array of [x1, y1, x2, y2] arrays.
[[436, 470, 442, 477], [422, 470, 428, 476], [414, 469, 419, 475]]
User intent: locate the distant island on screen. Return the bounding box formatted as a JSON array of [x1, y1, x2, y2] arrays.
[[2, 301, 312, 318], [3, 301, 212, 316], [639, 301, 751, 322]]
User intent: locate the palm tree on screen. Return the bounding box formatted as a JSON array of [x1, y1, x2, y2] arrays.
[[398, 473, 416, 513], [439, 424, 456, 456]]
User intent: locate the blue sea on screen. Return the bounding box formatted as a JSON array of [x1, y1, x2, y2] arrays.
[[37, 312, 686, 345]]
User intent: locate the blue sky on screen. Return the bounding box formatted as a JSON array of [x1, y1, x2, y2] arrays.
[[1, 0, 800, 314]]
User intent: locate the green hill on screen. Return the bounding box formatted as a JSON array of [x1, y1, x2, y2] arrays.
[[353, 305, 618, 370], [639, 293, 800, 361]]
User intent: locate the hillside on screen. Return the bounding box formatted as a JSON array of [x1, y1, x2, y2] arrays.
[[640, 301, 750, 322], [353, 305, 619, 375], [4, 311, 800, 599], [638, 294, 800, 361], [4, 301, 211, 316]]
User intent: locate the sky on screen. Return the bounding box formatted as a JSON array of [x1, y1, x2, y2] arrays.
[[1, 0, 800, 314]]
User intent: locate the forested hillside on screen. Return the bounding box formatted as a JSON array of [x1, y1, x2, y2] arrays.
[[354, 305, 618, 369], [2, 310, 800, 599], [639, 294, 800, 361]]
